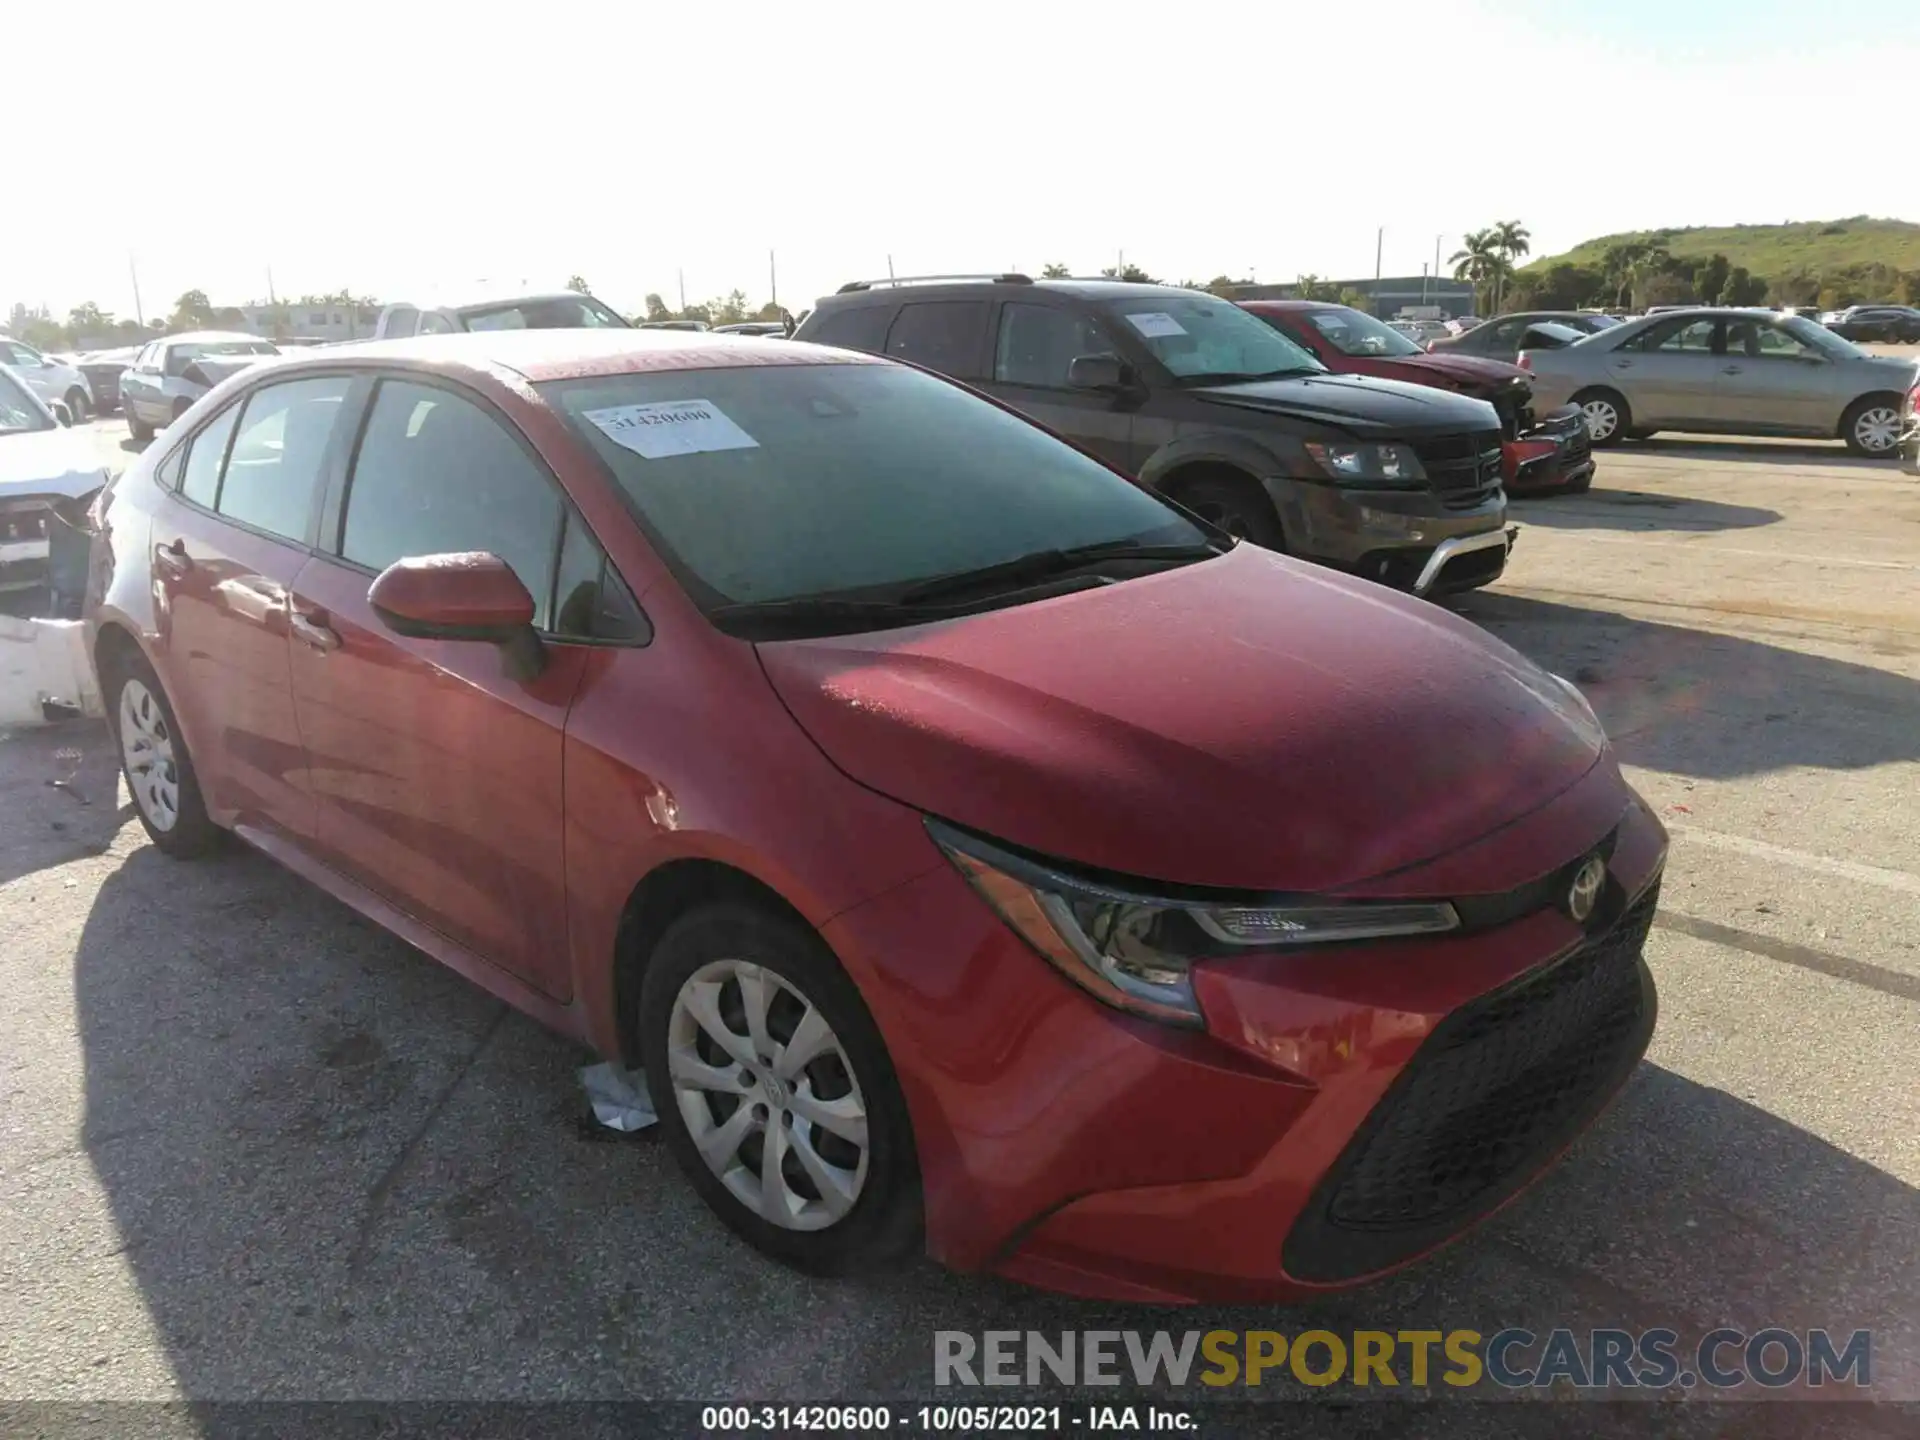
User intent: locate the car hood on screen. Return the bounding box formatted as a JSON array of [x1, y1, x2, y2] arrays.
[[1187, 371, 1499, 436], [0, 428, 106, 502], [1386, 351, 1529, 393], [758, 546, 1607, 893]]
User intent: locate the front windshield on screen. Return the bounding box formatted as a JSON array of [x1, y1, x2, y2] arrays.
[[1583, 314, 1624, 330], [1528, 322, 1588, 348], [1297, 307, 1425, 358], [174, 340, 277, 362], [544, 362, 1206, 612], [463, 296, 629, 331], [0, 369, 53, 434], [1103, 293, 1324, 382], [1779, 315, 1862, 359]]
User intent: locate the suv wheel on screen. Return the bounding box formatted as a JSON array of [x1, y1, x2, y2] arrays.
[[1169, 474, 1285, 549], [640, 903, 921, 1274]]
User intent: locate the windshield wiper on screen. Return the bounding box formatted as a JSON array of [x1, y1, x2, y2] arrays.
[[1179, 367, 1321, 385], [896, 538, 1224, 606]]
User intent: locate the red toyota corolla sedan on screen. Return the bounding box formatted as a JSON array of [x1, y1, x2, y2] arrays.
[[84, 329, 1665, 1302]]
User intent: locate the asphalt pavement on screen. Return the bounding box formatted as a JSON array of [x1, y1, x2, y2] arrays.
[[1, 400, 1917, 1436]]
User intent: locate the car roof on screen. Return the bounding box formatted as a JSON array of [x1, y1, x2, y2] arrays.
[[161, 331, 274, 346], [825, 278, 1209, 304], [263, 327, 884, 384], [1236, 299, 1345, 313]]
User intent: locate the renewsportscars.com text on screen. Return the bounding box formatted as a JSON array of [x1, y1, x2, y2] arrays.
[[934, 1328, 1871, 1391]]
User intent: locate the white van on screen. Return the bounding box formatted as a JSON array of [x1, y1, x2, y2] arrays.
[[374, 290, 630, 339]]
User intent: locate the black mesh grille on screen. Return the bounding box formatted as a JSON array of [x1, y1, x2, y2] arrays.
[[1413, 429, 1504, 510], [1282, 883, 1659, 1283]]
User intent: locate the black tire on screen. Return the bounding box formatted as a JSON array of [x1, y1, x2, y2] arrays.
[[170, 398, 192, 426], [64, 388, 90, 424], [1572, 388, 1630, 448], [104, 650, 223, 858], [127, 407, 153, 443], [640, 902, 922, 1275], [1840, 395, 1904, 458], [1168, 473, 1286, 549]]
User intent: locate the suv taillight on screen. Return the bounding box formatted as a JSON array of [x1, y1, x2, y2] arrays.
[[1518, 353, 1533, 372]]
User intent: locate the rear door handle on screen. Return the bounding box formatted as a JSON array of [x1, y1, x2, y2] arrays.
[[290, 610, 341, 652], [1722, 365, 1743, 374], [154, 539, 191, 577], [1610, 359, 1633, 369]]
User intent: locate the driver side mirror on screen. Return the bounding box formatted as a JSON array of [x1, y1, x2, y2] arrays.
[[368, 551, 547, 681], [1067, 354, 1133, 392]]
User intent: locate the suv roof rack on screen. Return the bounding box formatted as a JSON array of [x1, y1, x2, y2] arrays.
[[835, 272, 1033, 294]]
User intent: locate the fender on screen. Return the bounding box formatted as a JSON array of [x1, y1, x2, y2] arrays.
[[1138, 429, 1295, 494]]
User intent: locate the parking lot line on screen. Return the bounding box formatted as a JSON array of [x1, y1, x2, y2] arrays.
[[1667, 822, 1920, 897]]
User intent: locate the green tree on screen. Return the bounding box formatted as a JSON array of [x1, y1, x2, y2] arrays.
[[1449, 231, 1511, 314], [67, 301, 113, 334], [1487, 220, 1531, 311], [1597, 240, 1673, 309], [1099, 263, 1158, 283], [1724, 267, 1769, 306], [1637, 272, 1697, 308], [1337, 286, 1372, 312], [566, 275, 591, 294], [642, 293, 672, 322], [1040, 262, 1072, 279], [754, 300, 785, 321], [1693, 253, 1732, 305], [1511, 262, 1605, 311], [707, 289, 752, 325], [170, 290, 216, 330]]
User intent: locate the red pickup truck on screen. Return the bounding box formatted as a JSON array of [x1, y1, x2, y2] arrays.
[[1241, 300, 1594, 495]]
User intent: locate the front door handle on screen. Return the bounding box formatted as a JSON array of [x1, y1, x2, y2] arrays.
[[1722, 365, 1744, 374], [1610, 359, 1633, 369], [154, 539, 191, 577], [290, 610, 341, 652]]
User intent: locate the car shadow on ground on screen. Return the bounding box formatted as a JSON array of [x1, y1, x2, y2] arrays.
[[0, 721, 131, 888], [63, 840, 1920, 1425], [1620, 437, 1900, 472], [1451, 591, 1920, 780], [1509, 488, 1781, 534]]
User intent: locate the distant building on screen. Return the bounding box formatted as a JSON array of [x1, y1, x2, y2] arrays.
[[236, 304, 381, 343], [1223, 276, 1477, 319]]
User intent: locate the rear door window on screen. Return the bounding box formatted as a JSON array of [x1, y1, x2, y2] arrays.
[[179, 405, 240, 508], [993, 303, 1116, 388], [884, 301, 989, 379]]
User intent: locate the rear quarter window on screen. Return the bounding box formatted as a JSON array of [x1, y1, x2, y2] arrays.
[[804, 305, 893, 354], [883, 301, 989, 380]]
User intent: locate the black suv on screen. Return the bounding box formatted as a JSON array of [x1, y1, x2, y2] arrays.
[[793, 275, 1514, 595]]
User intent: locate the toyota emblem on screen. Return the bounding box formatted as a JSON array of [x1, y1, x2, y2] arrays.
[[1566, 855, 1607, 924]]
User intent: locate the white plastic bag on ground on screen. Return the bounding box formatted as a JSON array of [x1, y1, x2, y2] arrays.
[[579, 1061, 658, 1132]]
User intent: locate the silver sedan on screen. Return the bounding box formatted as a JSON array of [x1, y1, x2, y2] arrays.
[[1520, 308, 1918, 457]]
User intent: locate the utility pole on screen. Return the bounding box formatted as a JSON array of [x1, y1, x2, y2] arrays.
[[677, 269, 686, 313], [1117, 248, 1124, 277], [128, 253, 144, 327], [1375, 227, 1383, 285], [886, 254, 895, 279], [1421, 263, 1429, 306], [769, 249, 777, 307], [1434, 234, 1442, 299]]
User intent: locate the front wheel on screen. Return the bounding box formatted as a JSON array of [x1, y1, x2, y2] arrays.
[[126, 405, 153, 443], [1572, 389, 1630, 447], [1169, 474, 1286, 549], [65, 388, 90, 424], [1842, 396, 1903, 457], [640, 903, 921, 1275]]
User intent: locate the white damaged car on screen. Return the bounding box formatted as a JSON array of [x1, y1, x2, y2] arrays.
[[1, 364, 110, 620]]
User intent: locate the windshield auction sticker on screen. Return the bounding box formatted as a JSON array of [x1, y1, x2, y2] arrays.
[[583, 400, 760, 460], [1124, 312, 1188, 338]]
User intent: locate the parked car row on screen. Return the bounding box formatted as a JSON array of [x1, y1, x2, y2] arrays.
[[0, 335, 97, 422], [83, 320, 1668, 1302]]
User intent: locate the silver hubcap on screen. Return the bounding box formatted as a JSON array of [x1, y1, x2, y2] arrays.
[[667, 959, 869, 1231], [1855, 407, 1899, 453], [118, 678, 180, 831], [1581, 398, 1620, 441]]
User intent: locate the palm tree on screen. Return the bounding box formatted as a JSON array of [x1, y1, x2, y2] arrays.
[[1040, 262, 1072, 279], [1449, 231, 1510, 315], [1488, 220, 1531, 311]]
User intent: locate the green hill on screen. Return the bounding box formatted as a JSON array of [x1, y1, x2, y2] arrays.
[[1527, 218, 1920, 278]]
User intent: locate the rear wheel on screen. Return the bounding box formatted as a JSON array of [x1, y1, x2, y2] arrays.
[[1572, 389, 1630, 447], [64, 388, 90, 424], [1842, 396, 1903, 457], [170, 398, 192, 426], [106, 653, 222, 857], [640, 903, 921, 1275], [1167, 473, 1285, 549]]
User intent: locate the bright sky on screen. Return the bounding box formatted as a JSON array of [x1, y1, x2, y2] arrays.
[[5, 0, 1916, 324]]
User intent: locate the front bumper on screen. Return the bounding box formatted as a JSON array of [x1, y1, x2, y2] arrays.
[[826, 772, 1667, 1303], [1267, 477, 1511, 596], [1505, 405, 1595, 495]]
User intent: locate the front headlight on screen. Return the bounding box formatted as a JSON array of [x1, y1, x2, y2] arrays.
[[1303, 441, 1426, 485], [929, 821, 1460, 1027]]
